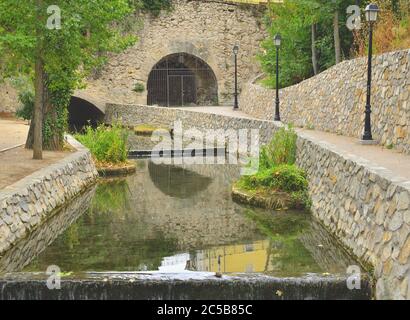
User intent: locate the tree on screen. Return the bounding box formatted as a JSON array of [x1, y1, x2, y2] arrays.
[[333, 7, 342, 64], [260, 0, 355, 88], [0, 0, 136, 158]]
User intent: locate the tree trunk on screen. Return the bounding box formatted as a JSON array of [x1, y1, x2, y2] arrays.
[[26, 81, 65, 151], [333, 9, 342, 64], [311, 24, 319, 75], [31, 0, 44, 159]]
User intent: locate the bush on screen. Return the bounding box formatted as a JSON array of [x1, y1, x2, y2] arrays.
[[132, 82, 145, 93], [76, 123, 129, 164], [260, 125, 297, 170], [15, 91, 34, 121]]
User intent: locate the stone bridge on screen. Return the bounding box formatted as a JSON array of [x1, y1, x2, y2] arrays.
[[69, 0, 266, 128]]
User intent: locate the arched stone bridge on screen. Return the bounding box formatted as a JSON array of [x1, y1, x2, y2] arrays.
[[70, 0, 266, 127]]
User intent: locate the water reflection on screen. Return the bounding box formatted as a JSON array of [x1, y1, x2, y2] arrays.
[[148, 162, 212, 199], [0, 159, 357, 277], [0, 187, 96, 273]]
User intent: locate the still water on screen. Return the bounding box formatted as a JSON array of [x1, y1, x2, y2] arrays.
[[1, 159, 356, 276]]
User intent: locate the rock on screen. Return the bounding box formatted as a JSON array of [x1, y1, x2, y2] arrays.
[[388, 212, 403, 231], [398, 236, 410, 265], [397, 192, 410, 211]]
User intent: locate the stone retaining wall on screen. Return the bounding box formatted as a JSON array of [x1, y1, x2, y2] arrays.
[[240, 49, 410, 155], [106, 103, 410, 299], [0, 186, 96, 273], [0, 136, 98, 256], [296, 132, 410, 300], [105, 104, 279, 146]]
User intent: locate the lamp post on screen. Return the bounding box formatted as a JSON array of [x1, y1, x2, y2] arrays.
[[233, 45, 239, 110], [362, 4, 379, 141], [274, 34, 282, 121]]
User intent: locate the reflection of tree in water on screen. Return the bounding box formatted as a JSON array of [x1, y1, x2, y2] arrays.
[[25, 179, 179, 272], [148, 162, 212, 199]]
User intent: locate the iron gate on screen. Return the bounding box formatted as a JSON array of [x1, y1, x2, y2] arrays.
[[147, 53, 217, 107]]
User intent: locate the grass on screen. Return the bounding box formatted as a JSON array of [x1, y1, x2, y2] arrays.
[[260, 125, 298, 170], [234, 125, 311, 210], [238, 164, 308, 193], [75, 123, 129, 165], [228, 0, 281, 3]]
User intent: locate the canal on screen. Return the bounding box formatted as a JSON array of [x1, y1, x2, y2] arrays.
[[0, 159, 357, 277]]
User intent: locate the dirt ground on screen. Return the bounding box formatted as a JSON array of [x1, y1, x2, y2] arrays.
[[0, 146, 69, 189], [0, 118, 29, 151]]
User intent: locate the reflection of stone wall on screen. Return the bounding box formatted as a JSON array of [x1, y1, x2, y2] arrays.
[[299, 220, 357, 274], [0, 187, 96, 273], [0, 136, 98, 256], [127, 161, 261, 250], [77, 0, 266, 106], [240, 50, 410, 154]]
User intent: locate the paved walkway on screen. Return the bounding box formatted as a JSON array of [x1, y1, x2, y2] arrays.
[[0, 147, 68, 189], [176, 106, 254, 119], [177, 106, 410, 181], [0, 118, 68, 190], [0, 118, 29, 152]]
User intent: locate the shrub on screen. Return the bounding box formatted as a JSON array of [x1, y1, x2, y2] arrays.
[[76, 123, 129, 164], [132, 82, 145, 93], [260, 125, 297, 170], [15, 91, 34, 121]]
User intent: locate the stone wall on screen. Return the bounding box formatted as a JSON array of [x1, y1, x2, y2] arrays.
[[106, 103, 410, 299], [296, 132, 410, 300], [240, 49, 410, 154], [106, 104, 278, 145], [78, 0, 266, 107], [0, 80, 19, 115], [0, 187, 96, 273], [0, 136, 98, 256]]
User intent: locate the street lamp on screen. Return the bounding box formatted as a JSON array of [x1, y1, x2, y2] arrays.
[[233, 45, 239, 110], [274, 34, 282, 121], [362, 3, 379, 141]]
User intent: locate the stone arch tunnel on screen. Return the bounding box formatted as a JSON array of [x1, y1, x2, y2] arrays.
[[147, 52, 218, 107], [70, 0, 266, 107], [68, 95, 105, 131]]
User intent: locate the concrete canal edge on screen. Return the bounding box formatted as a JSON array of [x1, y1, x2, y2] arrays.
[[105, 104, 410, 300], [0, 135, 98, 257], [0, 272, 372, 300]]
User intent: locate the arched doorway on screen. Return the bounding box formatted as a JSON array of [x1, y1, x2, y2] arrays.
[[147, 53, 218, 107]]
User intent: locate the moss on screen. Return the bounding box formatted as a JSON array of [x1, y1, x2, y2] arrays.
[[133, 124, 170, 136]]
